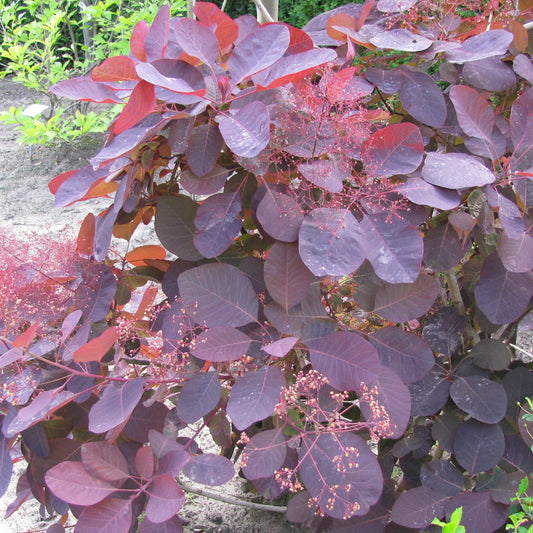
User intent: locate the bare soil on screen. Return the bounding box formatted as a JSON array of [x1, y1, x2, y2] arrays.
[[0, 78, 307, 533]]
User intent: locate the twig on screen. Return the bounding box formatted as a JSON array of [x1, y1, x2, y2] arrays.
[[445, 268, 480, 345], [509, 343, 533, 361], [180, 482, 288, 513], [251, 0, 276, 23]]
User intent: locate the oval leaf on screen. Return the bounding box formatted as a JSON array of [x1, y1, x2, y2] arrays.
[[182, 453, 234, 486], [242, 429, 287, 480], [227, 365, 285, 430], [361, 123, 424, 177], [256, 189, 304, 242], [191, 327, 251, 362], [298, 208, 366, 276], [178, 263, 258, 328], [305, 331, 381, 391]]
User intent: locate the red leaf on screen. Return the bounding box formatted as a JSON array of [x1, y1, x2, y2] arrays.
[[45, 461, 116, 506], [361, 123, 424, 178], [91, 56, 140, 82], [113, 80, 156, 134], [135, 446, 155, 480], [194, 1, 239, 51], [77, 213, 95, 258], [73, 326, 120, 363], [12, 320, 41, 349], [130, 20, 149, 62]]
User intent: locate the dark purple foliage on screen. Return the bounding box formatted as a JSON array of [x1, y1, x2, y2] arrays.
[[3, 3, 532, 532]]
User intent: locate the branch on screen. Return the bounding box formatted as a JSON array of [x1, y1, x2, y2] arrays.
[[251, 0, 276, 23], [180, 481, 287, 513]]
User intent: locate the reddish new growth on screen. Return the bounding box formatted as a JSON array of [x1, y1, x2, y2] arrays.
[[0, 227, 79, 336]]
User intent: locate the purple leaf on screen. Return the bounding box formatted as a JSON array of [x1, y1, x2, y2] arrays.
[[450, 85, 494, 140], [361, 213, 423, 284], [398, 67, 447, 127], [193, 192, 242, 257], [298, 159, 344, 193], [444, 492, 508, 533], [75, 498, 132, 533], [264, 242, 311, 310], [145, 474, 185, 524], [305, 331, 381, 391], [182, 453, 234, 486], [256, 188, 304, 242], [45, 461, 117, 505], [178, 263, 258, 327], [261, 336, 299, 358], [55, 166, 110, 207], [369, 327, 434, 384], [185, 123, 224, 177], [135, 62, 205, 95], [242, 429, 287, 480], [88, 378, 145, 434], [299, 433, 383, 519], [254, 48, 337, 90], [514, 54, 533, 83], [422, 306, 467, 356], [432, 410, 461, 452], [444, 30, 513, 64], [145, 4, 169, 60], [360, 123, 424, 177], [463, 57, 517, 92], [359, 366, 411, 439], [155, 195, 203, 261], [6, 389, 74, 437], [139, 516, 183, 533], [423, 223, 467, 272], [470, 338, 512, 371], [191, 327, 251, 362], [453, 420, 505, 474], [180, 165, 228, 196], [50, 78, 123, 103], [0, 435, 12, 499], [377, 0, 418, 12], [177, 372, 221, 424], [228, 24, 290, 85], [450, 376, 507, 424], [73, 264, 117, 324], [157, 450, 190, 478], [218, 101, 270, 158], [485, 186, 524, 239], [409, 371, 451, 416], [226, 365, 285, 430], [298, 208, 366, 276], [397, 177, 461, 210], [510, 87, 533, 170], [420, 460, 465, 497], [365, 67, 404, 93], [173, 18, 219, 67], [475, 252, 533, 324], [497, 232, 533, 272], [122, 402, 169, 443], [369, 29, 432, 51], [81, 442, 129, 484], [503, 434, 533, 475], [422, 152, 495, 189], [391, 486, 448, 529]]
